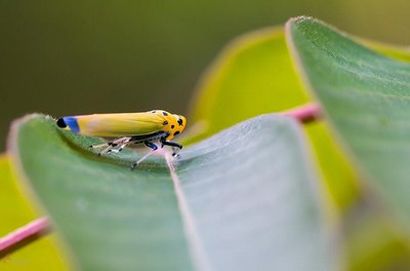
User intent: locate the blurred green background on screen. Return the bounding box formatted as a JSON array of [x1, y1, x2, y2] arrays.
[[1, 0, 409, 150]]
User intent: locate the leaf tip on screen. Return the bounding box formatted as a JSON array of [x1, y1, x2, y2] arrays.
[[285, 15, 315, 30]]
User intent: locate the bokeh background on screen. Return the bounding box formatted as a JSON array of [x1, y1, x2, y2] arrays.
[[1, 0, 409, 150]]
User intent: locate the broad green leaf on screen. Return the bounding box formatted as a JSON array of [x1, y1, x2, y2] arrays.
[[0, 155, 70, 270], [9, 114, 335, 271], [188, 27, 359, 213], [287, 16, 410, 234]]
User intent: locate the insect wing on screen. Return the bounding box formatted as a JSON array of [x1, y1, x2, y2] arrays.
[[75, 113, 165, 137]]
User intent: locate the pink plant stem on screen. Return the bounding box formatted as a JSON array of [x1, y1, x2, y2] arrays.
[[0, 217, 49, 252], [282, 103, 322, 123]]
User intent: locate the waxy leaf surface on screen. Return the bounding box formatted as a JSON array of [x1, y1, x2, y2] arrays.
[[288, 17, 410, 233]]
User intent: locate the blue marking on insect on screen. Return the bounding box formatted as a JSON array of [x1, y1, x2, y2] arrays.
[[62, 117, 80, 133]]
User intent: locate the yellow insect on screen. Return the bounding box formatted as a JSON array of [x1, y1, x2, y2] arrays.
[[56, 110, 187, 167]]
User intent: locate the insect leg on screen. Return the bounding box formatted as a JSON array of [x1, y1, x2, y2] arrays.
[[91, 137, 132, 155], [89, 142, 109, 149], [160, 138, 183, 156], [144, 141, 158, 151], [131, 141, 158, 169], [109, 137, 135, 154], [106, 143, 127, 154], [111, 143, 128, 153]]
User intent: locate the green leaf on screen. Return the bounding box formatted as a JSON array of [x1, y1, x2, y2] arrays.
[[287, 16, 410, 234], [188, 27, 359, 212], [9, 114, 335, 271], [0, 155, 70, 270]]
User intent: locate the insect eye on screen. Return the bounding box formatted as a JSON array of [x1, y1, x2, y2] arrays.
[[177, 118, 183, 126]]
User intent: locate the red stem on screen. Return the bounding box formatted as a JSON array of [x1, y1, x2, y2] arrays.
[[0, 217, 49, 252], [282, 103, 322, 123]]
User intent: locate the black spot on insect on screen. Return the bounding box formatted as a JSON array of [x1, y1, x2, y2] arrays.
[[177, 118, 183, 126], [163, 120, 168, 125], [174, 131, 180, 136], [162, 111, 168, 116], [151, 110, 156, 113], [56, 118, 67, 128], [171, 125, 175, 129]]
